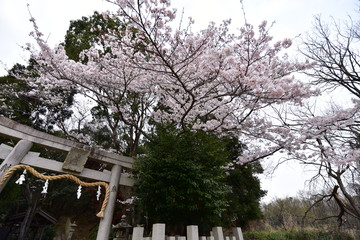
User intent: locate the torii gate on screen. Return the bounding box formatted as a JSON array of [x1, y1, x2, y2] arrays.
[[0, 116, 134, 239]]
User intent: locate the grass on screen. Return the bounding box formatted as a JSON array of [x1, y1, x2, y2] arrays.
[[243, 230, 354, 240]]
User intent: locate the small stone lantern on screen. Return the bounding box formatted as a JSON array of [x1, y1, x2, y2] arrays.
[[112, 215, 132, 240]]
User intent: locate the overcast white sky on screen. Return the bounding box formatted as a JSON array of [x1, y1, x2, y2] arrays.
[[0, 0, 359, 202]]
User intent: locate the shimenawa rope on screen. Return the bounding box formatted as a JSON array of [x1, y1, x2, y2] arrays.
[[0, 164, 110, 218]]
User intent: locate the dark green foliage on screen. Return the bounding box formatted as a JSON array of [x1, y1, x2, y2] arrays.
[[224, 162, 266, 227], [42, 180, 95, 217], [64, 11, 122, 62], [0, 76, 31, 133], [133, 124, 266, 233], [0, 68, 34, 127], [133, 125, 230, 233], [221, 137, 266, 227], [86, 224, 99, 239], [0, 180, 21, 225], [0, 61, 74, 132]]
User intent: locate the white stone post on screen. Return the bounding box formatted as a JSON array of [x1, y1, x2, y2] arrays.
[[152, 223, 165, 240], [206, 237, 214, 240], [232, 228, 244, 240], [211, 227, 224, 240], [186, 225, 199, 240], [0, 139, 33, 193], [96, 164, 122, 240], [132, 227, 145, 240]]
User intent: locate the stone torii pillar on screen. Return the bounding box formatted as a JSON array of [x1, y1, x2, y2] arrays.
[[96, 164, 122, 240], [0, 139, 33, 193]]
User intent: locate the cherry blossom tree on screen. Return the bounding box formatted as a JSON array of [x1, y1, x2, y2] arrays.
[[272, 101, 360, 224], [270, 16, 360, 224], [23, 0, 315, 161]]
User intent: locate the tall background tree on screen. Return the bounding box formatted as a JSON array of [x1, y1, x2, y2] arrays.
[[300, 15, 360, 224], [134, 125, 230, 233], [0, 60, 74, 132], [268, 15, 360, 226], [133, 124, 266, 233]]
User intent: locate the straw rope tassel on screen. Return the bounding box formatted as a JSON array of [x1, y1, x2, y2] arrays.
[[0, 164, 110, 218]]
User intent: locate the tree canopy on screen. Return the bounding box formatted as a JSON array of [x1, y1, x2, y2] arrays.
[[133, 124, 265, 233], [274, 15, 360, 225], [133, 126, 229, 232], [22, 0, 315, 161]]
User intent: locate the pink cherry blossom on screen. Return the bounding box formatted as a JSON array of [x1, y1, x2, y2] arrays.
[[23, 0, 318, 160]]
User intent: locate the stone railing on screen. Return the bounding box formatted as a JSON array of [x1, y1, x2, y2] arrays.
[[115, 224, 244, 240]]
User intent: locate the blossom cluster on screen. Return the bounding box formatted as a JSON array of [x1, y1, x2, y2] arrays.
[[24, 0, 321, 163]]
